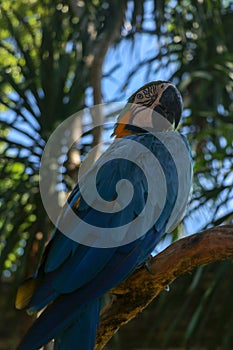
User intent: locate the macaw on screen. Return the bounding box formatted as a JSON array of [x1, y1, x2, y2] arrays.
[[16, 81, 192, 350]]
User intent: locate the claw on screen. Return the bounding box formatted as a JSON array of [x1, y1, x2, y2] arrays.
[[145, 255, 154, 274], [145, 255, 170, 292]]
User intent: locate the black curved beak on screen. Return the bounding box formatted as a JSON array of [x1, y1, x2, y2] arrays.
[[154, 85, 183, 129]]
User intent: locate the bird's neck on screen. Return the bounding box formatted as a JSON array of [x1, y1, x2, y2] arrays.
[[113, 109, 149, 138]]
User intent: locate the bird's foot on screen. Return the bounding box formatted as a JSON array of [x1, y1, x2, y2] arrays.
[[145, 255, 170, 292], [145, 255, 154, 274]]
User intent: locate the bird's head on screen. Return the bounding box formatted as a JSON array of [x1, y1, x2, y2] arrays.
[[114, 81, 183, 138]]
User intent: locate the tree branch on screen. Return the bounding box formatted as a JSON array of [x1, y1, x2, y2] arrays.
[[89, 1, 126, 162], [95, 225, 233, 350]]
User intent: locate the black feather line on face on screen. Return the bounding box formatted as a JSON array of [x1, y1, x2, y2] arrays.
[[128, 80, 169, 103], [113, 80, 177, 136]]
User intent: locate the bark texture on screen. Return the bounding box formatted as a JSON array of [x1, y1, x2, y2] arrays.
[[95, 225, 233, 349]]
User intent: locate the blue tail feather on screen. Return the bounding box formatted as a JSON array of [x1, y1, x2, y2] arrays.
[[54, 299, 101, 350], [17, 299, 101, 350]]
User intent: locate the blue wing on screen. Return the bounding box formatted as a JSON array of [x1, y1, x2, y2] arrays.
[[17, 132, 189, 350]]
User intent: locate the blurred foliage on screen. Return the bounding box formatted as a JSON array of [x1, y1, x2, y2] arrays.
[[0, 0, 233, 348], [0, 0, 126, 279]]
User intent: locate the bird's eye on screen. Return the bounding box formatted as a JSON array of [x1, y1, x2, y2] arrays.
[[136, 92, 144, 99]]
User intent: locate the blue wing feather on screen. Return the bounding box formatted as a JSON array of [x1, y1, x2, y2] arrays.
[[18, 230, 159, 350], [17, 132, 191, 350]]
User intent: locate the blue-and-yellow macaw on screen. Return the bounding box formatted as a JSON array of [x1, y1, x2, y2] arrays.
[[16, 81, 192, 350]]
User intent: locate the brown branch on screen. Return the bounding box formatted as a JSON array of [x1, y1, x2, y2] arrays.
[[95, 224, 233, 350], [91, 1, 126, 106], [89, 1, 127, 163]]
